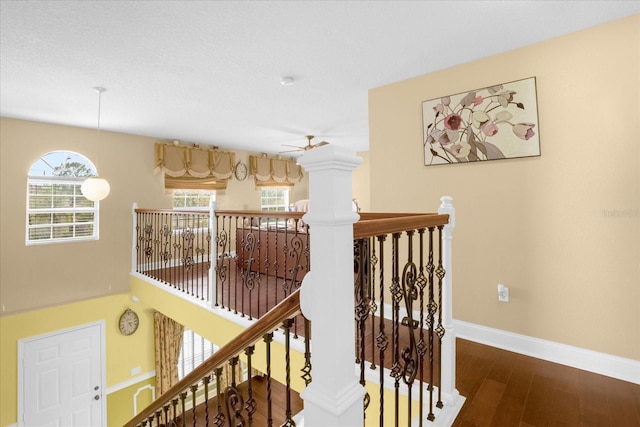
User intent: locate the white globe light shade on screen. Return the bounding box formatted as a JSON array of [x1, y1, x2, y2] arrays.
[[81, 177, 111, 201]]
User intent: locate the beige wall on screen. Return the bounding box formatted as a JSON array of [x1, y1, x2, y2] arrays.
[[0, 117, 308, 315], [0, 117, 309, 425], [368, 16, 639, 360], [353, 151, 371, 212]]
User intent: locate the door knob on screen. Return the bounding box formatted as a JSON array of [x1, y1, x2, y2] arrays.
[[94, 395, 100, 400], [94, 386, 99, 390]]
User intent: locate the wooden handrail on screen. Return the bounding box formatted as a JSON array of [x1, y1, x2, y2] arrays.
[[135, 208, 306, 219], [353, 213, 449, 240], [123, 290, 302, 427]]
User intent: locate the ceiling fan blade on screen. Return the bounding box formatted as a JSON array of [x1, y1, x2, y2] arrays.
[[313, 141, 330, 148], [279, 149, 302, 153], [281, 144, 303, 149]]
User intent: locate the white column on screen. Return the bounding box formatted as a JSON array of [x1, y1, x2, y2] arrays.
[[297, 145, 366, 427], [438, 196, 459, 403], [209, 200, 218, 308]]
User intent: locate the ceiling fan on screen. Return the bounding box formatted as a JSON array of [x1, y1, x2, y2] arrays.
[[280, 135, 329, 153]]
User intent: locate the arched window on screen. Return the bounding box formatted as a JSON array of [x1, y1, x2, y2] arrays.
[[26, 151, 100, 244]]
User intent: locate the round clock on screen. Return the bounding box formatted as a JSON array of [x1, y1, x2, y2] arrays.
[[234, 162, 248, 181], [118, 308, 139, 336]]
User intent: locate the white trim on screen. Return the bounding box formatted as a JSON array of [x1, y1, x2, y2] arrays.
[[131, 272, 307, 355], [454, 319, 640, 385], [132, 384, 156, 416], [105, 370, 156, 395], [17, 321, 107, 427]]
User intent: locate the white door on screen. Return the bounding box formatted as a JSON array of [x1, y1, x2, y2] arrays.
[[20, 322, 104, 427]]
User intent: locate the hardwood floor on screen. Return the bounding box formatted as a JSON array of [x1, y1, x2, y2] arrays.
[[452, 338, 640, 427], [149, 265, 640, 426], [179, 375, 303, 427]]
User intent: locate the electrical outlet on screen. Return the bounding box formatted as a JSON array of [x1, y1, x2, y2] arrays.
[[497, 284, 509, 302], [131, 366, 142, 376]]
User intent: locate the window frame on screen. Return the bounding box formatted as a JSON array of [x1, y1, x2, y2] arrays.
[[26, 154, 100, 246], [260, 187, 290, 212], [178, 328, 219, 381], [172, 190, 216, 210]]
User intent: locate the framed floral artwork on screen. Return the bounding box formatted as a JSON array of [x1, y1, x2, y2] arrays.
[[422, 77, 540, 166]]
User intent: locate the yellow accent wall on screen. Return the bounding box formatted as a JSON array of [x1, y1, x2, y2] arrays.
[[368, 15, 639, 360], [0, 293, 156, 427], [130, 276, 308, 392]]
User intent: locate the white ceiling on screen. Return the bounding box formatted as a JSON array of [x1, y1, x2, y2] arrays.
[[1, 1, 638, 155]]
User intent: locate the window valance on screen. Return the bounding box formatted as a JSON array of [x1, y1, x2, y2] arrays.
[[155, 143, 235, 190], [249, 155, 303, 187]]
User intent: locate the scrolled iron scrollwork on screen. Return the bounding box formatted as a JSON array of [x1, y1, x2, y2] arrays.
[[225, 386, 245, 426]]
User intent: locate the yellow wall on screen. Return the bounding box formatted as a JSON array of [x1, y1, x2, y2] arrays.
[[130, 276, 308, 392], [368, 16, 639, 360], [0, 293, 156, 427]]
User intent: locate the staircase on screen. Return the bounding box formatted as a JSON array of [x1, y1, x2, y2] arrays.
[[127, 145, 464, 426]]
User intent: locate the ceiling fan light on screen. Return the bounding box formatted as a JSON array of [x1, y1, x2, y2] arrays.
[[81, 177, 111, 201]]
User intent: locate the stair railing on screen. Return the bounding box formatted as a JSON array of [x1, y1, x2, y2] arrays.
[[353, 211, 453, 425], [123, 290, 308, 427]]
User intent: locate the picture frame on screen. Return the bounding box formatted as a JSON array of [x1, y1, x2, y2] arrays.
[[422, 77, 541, 166]]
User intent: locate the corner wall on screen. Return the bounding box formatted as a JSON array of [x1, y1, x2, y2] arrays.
[[368, 16, 639, 360]]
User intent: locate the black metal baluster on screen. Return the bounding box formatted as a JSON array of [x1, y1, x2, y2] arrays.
[[190, 384, 198, 426], [435, 225, 446, 409], [427, 227, 435, 421], [390, 232, 401, 427], [162, 404, 170, 427], [401, 230, 418, 426], [171, 398, 179, 426], [203, 374, 211, 426], [214, 367, 225, 426], [282, 319, 295, 426], [264, 332, 274, 427], [180, 391, 187, 427], [301, 318, 312, 386], [245, 345, 256, 426], [417, 228, 428, 427], [369, 237, 378, 371], [376, 234, 388, 427]]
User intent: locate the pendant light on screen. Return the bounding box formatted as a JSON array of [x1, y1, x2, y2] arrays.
[[81, 87, 111, 201]]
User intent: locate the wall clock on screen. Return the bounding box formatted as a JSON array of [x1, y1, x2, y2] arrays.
[[118, 308, 139, 336], [235, 161, 248, 181]]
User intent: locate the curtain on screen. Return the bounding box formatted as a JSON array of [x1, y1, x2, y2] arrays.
[[155, 142, 235, 190], [249, 155, 303, 187], [153, 311, 185, 396]]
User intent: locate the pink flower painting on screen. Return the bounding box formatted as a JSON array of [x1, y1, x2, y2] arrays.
[[423, 77, 540, 165]]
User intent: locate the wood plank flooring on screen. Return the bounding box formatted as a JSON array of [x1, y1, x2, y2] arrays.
[[147, 264, 640, 426], [452, 339, 640, 427], [178, 375, 303, 427]]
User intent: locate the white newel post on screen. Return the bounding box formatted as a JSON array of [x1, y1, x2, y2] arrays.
[[297, 145, 366, 427], [131, 202, 138, 274], [438, 196, 459, 403], [209, 200, 218, 308]]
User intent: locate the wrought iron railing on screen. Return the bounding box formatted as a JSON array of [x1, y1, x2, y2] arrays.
[[213, 210, 309, 321], [131, 207, 456, 425], [133, 208, 309, 321], [134, 208, 214, 302], [123, 290, 309, 427], [353, 212, 451, 426]]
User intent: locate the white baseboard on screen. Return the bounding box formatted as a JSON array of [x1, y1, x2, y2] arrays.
[[453, 319, 640, 385]]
